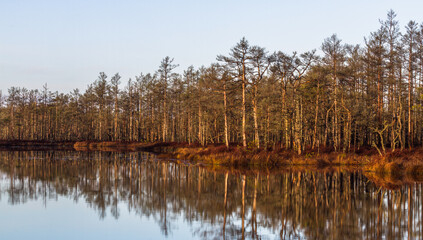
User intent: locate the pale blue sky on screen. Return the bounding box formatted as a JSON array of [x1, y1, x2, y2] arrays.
[[1, 0, 423, 93]]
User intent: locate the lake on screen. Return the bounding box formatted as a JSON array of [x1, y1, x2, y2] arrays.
[[0, 151, 421, 239]]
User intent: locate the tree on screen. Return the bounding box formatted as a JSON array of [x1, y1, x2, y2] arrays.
[[158, 57, 178, 142], [290, 51, 317, 154], [382, 10, 402, 150], [322, 34, 346, 151], [403, 21, 419, 148], [93, 72, 109, 141], [110, 73, 121, 140], [204, 64, 234, 148], [218, 37, 250, 148], [7, 87, 20, 140], [271, 51, 295, 149], [249, 45, 273, 148]]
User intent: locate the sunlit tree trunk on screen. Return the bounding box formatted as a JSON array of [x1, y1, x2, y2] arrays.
[[312, 78, 320, 149], [223, 82, 229, 148]]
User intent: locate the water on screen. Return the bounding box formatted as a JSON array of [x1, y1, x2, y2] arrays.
[[0, 151, 422, 240]]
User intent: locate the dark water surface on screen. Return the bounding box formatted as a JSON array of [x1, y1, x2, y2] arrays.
[[0, 151, 422, 240]]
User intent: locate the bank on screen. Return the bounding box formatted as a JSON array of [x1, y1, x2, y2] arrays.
[[2, 140, 423, 177]]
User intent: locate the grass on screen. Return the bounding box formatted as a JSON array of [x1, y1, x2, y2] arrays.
[[72, 141, 423, 173], [5, 140, 423, 175], [159, 143, 423, 176], [170, 144, 370, 168], [363, 148, 423, 176]]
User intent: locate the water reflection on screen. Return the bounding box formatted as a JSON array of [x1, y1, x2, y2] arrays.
[[0, 151, 422, 239]]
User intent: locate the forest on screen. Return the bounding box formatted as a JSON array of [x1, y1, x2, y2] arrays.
[[1, 10, 423, 155]]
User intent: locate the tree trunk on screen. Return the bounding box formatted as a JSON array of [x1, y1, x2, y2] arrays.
[[114, 92, 118, 140], [241, 66, 247, 148], [163, 90, 167, 142], [138, 88, 142, 141], [281, 86, 289, 149], [408, 48, 413, 149], [312, 79, 320, 149], [294, 90, 302, 155], [253, 85, 259, 148], [198, 100, 202, 145], [223, 83, 229, 149]]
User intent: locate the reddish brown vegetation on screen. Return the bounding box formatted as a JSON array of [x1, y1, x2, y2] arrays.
[[4, 141, 423, 176], [364, 148, 423, 176], [167, 144, 369, 167], [71, 141, 423, 174], [156, 144, 423, 176]]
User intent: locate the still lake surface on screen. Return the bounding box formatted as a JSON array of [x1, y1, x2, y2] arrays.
[[0, 151, 422, 240]]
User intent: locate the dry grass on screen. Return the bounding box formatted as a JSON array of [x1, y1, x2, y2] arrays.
[[72, 141, 423, 176], [170, 144, 372, 168], [363, 148, 423, 177]]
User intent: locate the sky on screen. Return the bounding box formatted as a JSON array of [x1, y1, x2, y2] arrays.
[[1, 0, 423, 94]]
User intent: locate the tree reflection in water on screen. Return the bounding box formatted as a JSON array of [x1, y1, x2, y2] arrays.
[[0, 151, 422, 239]]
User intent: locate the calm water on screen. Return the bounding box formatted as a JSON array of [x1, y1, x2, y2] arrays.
[[0, 151, 422, 240]]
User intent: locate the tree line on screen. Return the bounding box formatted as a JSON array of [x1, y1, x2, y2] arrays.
[[1, 10, 423, 153]]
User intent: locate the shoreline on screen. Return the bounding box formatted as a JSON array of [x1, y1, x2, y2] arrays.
[[1, 140, 423, 177], [0, 140, 75, 151]]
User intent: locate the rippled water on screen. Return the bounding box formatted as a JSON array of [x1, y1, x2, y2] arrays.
[[0, 151, 422, 239]]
